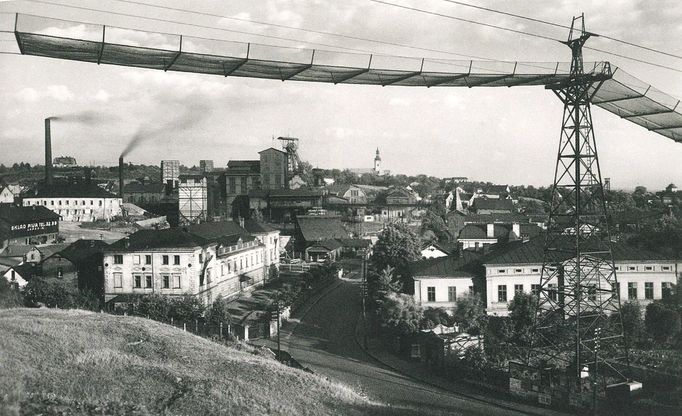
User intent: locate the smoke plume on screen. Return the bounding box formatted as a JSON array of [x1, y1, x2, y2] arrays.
[[120, 102, 212, 158], [48, 111, 117, 124]]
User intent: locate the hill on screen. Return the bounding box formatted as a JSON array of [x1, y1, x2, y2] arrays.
[[0, 308, 373, 415]]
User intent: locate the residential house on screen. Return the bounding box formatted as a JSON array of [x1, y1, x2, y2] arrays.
[[294, 215, 349, 256], [305, 239, 343, 262], [421, 242, 451, 259], [482, 238, 681, 316], [46, 239, 108, 296], [412, 252, 482, 309], [386, 187, 419, 205], [2, 263, 38, 288], [458, 222, 542, 250], [325, 184, 368, 204], [25, 243, 70, 264], [0, 186, 17, 203], [471, 198, 514, 214], [242, 219, 280, 269]]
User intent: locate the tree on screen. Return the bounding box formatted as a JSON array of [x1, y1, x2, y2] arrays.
[[618, 301, 645, 346], [371, 223, 422, 292], [421, 307, 453, 329], [508, 292, 537, 343], [645, 301, 681, 344], [420, 210, 448, 243], [134, 294, 172, 321], [268, 264, 280, 281], [377, 291, 423, 335], [170, 295, 205, 322], [0, 278, 23, 308], [369, 265, 402, 302], [205, 296, 231, 328], [453, 293, 487, 335]]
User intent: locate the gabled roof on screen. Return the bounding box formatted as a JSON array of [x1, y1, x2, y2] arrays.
[[226, 160, 260, 173], [0, 205, 61, 224], [34, 244, 70, 259], [412, 251, 482, 278], [459, 224, 509, 240], [258, 147, 287, 155], [485, 185, 510, 194], [187, 221, 251, 241], [242, 219, 277, 234], [0, 245, 35, 258], [296, 216, 348, 242], [308, 239, 343, 251], [325, 184, 362, 197], [57, 240, 108, 264], [9, 263, 38, 281], [472, 198, 514, 212]]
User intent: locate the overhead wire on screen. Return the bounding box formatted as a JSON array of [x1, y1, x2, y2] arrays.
[[367, 0, 682, 74], [438, 0, 682, 61]]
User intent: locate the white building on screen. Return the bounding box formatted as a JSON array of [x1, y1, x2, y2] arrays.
[[483, 239, 680, 316], [412, 253, 479, 309], [103, 221, 276, 307], [421, 243, 450, 259], [22, 182, 122, 222], [242, 219, 280, 268]]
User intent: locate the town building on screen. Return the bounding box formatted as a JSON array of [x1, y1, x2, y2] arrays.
[[242, 219, 281, 268], [412, 252, 481, 309], [458, 222, 542, 250], [0, 205, 60, 249], [122, 182, 166, 204], [259, 147, 289, 190], [2, 263, 38, 288], [53, 156, 77, 168], [471, 198, 514, 214], [22, 181, 122, 222], [294, 215, 349, 256], [25, 243, 69, 265], [220, 160, 261, 207], [199, 159, 214, 173], [103, 221, 273, 307], [325, 184, 368, 204], [374, 148, 381, 174]]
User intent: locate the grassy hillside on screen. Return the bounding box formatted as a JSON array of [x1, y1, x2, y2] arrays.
[[0, 308, 373, 415]]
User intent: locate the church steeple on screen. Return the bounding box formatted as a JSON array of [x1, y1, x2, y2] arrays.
[[374, 148, 381, 173]]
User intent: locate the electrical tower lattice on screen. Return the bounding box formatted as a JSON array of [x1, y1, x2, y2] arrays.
[[528, 16, 630, 386]]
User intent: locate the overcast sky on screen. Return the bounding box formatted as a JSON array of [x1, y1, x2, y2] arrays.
[[0, 0, 680, 190]]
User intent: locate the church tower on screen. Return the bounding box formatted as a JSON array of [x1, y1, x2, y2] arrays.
[[373, 148, 381, 174]]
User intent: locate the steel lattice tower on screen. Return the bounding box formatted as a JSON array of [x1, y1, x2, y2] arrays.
[[528, 15, 630, 386]]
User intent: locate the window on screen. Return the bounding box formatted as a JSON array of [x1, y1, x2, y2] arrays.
[[515, 268, 523, 273], [133, 255, 140, 265], [172, 274, 181, 288], [50, 200, 54, 205], [114, 255, 123, 264], [628, 282, 638, 300], [531, 284, 541, 295], [134, 275, 142, 288], [199, 253, 203, 263], [228, 261, 232, 273], [644, 282, 654, 299], [90, 200, 93, 205], [498, 269, 506, 274], [145, 275, 152, 288], [113, 272, 122, 288], [548, 284, 557, 301], [65, 200, 69, 205], [514, 284, 524, 295], [162, 255, 169, 265], [498, 285, 507, 302], [468, 285, 474, 293], [206, 269, 212, 284], [145, 255, 152, 265], [99, 201, 102, 206], [174, 255, 180, 265], [58, 200, 62, 205], [645, 266, 653, 271], [662, 282, 673, 298], [427, 287, 436, 302], [628, 266, 636, 271], [448, 286, 457, 302], [221, 264, 225, 276], [82, 200, 86, 205], [662, 266, 671, 271], [162, 275, 170, 289]]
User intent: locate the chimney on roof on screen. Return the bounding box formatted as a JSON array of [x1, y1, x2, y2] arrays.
[[239, 216, 245, 228], [119, 157, 124, 199], [512, 223, 520, 240], [486, 223, 495, 238], [45, 118, 53, 185], [123, 236, 130, 249]]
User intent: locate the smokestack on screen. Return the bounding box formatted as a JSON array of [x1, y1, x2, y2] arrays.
[[119, 156, 124, 198], [45, 118, 53, 185]]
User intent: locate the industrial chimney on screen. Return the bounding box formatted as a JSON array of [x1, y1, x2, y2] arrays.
[[45, 118, 53, 185], [119, 156, 124, 198]]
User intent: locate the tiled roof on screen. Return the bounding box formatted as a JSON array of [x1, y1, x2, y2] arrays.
[[296, 216, 348, 242], [472, 198, 514, 212], [10, 263, 38, 280], [258, 147, 287, 155], [0, 205, 61, 224], [107, 228, 208, 251], [308, 239, 343, 251], [0, 245, 35, 258], [187, 221, 250, 241], [123, 182, 165, 193], [462, 213, 527, 224], [26, 182, 117, 199], [485, 185, 509, 194], [36, 243, 70, 259], [412, 251, 482, 278], [57, 240, 108, 264], [459, 224, 509, 240]]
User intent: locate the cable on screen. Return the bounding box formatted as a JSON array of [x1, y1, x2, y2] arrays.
[[110, 0, 494, 61], [438, 0, 682, 60], [368, 0, 682, 74]]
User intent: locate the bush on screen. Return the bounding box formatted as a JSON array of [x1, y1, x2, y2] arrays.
[[205, 296, 231, 328], [133, 294, 172, 321], [23, 277, 100, 310], [645, 302, 682, 345], [0, 278, 23, 309], [169, 295, 205, 322], [619, 300, 645, 346]]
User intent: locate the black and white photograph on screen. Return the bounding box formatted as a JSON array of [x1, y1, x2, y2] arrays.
[[0, 1, 681, 415]]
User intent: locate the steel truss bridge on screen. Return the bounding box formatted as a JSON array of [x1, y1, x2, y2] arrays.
[[4, 11, 682, 409]]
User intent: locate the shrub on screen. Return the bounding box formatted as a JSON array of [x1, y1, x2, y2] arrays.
[[133, 294, 172, 321], [170, 295, 205, 322], [0, 278, 23, 309], [22, 277, 98, 310], [645, 301, 682, 345], [205, 296, 231, 328]]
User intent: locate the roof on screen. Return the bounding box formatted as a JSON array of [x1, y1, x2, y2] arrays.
[[412, 251, 482, 278], [0, 205, 61, 224], [484, 185, 510, 194], [0, 245, 35, 258], [226, 160, 260, 173], [186, 221, 251, 241], [25, 182, 117, 199], [57, 239, 108, 264], [35, 243, 70, 259], [325, 184, 361, 196], [481, 237, 678, 265], [122, 182, 165, 193], [458, 223, 542, 241], [258, 147, 287, 155], [296, 216, 348, 242], [242, 219, 277, 234], [472, 198, 514, 212], [462, 213, 527, 224], [307, 239, 343, 251], [336, 238, 372, 248], [9, 263, 38, 280], [107, 228, 209, 251]]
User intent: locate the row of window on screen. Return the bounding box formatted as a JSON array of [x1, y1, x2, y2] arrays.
[[114, 254, 182, 265], [494, 281, 673, 303], [425, 286, 474, 302], [112, 272, 182, 289], [28, 199, 105, 206], [494, 265, 673, 274]]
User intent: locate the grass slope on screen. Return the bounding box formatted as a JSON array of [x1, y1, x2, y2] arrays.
[[0, 308, 372, 415]]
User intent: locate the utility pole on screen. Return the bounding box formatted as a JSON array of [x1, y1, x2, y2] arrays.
[[271, 300, 281, 361], [361, 248, 368, 349]]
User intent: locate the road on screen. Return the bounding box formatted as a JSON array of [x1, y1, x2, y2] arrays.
[[285, 277, 534, 415]]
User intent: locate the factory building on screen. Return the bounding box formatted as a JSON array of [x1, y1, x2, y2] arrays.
[[178, 174, 208, 225], [103, 220, 276, 307], [0, 204, 60, 249], [259, 147, 288, 190], [220, 160, 261, 207], [23, 181, 122, 222], [199, 160, 214, 173], [161, 160, 180, 190]]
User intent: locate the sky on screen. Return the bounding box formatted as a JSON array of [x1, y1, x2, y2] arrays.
[[0, 0, 680, 190]]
